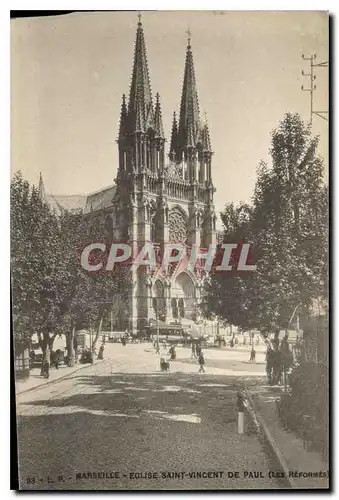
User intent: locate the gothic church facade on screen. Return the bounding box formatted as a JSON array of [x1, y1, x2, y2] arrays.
[[43, 18, 218, 333]]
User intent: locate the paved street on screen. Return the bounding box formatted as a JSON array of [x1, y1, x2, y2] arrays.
[[16, 343, 283, 490]]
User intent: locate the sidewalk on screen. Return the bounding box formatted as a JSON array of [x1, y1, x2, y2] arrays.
[[15, 360, 100, 395], [248, 384, 329, 489]]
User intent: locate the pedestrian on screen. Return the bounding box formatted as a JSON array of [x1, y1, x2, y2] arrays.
[[53, 349, 61, 369], [41, 346, 50, 378], [155, 341, 160, 354], [191, 342, 196, 358], [196, 343, 201, 357], [249, 346, 256, 363], [266, 348, 273, 384], [198, 351, 205, 373], [97, 344, 104, 360], [169, 345, 176, 360]]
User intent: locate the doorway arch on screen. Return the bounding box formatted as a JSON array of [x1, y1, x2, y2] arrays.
[[171, 271, 196, 320]]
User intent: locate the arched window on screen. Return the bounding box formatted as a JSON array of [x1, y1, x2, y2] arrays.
[[171, 298, 178, 319], [178, 298, 185, 318]]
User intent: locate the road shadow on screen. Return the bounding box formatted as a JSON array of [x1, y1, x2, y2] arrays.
[[17, 372, 279, 491]]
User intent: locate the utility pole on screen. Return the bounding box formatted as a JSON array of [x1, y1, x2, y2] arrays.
[[301, 53, 328, 124]]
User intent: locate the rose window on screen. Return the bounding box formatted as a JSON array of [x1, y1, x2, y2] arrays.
[[169, 208, 187, 243]]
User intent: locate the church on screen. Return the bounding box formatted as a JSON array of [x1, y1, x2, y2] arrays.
[[41, 17, 219, 335]]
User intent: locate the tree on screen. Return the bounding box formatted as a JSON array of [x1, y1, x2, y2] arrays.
[[205, 113, 328, 338], [56, 212, 130, 365], [11, 172, 63, 354], [11, 173, 130, 367]]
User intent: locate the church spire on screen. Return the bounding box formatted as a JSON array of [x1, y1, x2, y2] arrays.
[[128, 15, 153, 133], [202, 111, 212, 152], [177, 33, 201, 151], [154, 92, 164, 139], [118, 94, 128, 138], [38, 172, 46, 203], [169, 111, 178, 159]]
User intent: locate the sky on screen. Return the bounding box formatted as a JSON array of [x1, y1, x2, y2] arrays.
[[11, 10, 329, 218]]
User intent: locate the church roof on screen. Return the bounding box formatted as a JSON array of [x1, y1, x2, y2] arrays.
[[84, 184, 116, 214], [37, 173, 116, 216], [46, 194, 87, 215]]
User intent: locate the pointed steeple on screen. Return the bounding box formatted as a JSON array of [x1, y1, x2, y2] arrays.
[[169, 111, 178, 159], [178, 34, 201, 151], [38, 172, 46, 203], [202, 123, 212, 151], [128, 15, 153, 133], [154, 93, 164, 139], [118, 94, 128, 138], [202, 111, 212, 152]]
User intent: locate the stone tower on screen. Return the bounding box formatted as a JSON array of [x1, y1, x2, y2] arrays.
[[113, 18, 217, 333]]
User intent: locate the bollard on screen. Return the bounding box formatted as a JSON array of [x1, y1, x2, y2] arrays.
[[237, 391, 247, 435], [238, 411, 244, 434]]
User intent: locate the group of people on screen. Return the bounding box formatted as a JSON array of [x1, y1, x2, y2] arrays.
[[37, 347, 64, 378], [153, 339, 206, 373], [37, 341, 106, 378], [266, 338, 294, 385]]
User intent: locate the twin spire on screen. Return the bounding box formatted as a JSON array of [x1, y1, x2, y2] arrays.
[[119, 17, 164, 139], [171, 36, 212, 159], [119, 16, 212, 156]]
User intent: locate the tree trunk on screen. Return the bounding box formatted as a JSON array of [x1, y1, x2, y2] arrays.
[[38, 332, 56, 353], [67, 325, 76, 367], [92, 314, 104, 350], [49, 332, 58, 349]]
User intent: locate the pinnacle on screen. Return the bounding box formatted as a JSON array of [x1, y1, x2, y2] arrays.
[[38, 172, 46, 202], [154, 92, 164, 139]]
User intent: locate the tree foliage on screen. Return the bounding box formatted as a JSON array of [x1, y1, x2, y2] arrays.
[[205, 113, 328, 334], [11, 172, 130, 361]]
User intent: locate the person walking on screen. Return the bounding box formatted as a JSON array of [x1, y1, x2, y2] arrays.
[[41, 345, 51, 378], [169, 345, 176, 360], [97, 344, 104, 360], [191, 342, 196, 358], [198, 351, 205, 373], [266, 348, 273, 384], [249, 346, 256, 363], [155, 341, 160, 354]]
